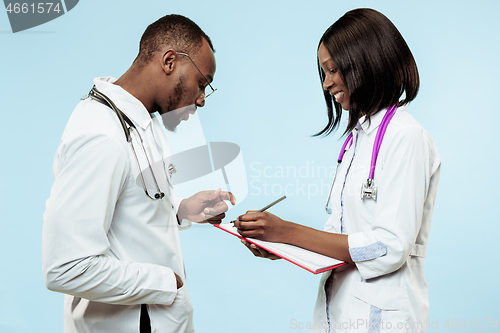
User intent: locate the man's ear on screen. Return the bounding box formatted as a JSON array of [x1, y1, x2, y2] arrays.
[[161, 49, 177, 75]]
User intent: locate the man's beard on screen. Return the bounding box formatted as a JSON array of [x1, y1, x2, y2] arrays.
[[160, 76, 196, 132]]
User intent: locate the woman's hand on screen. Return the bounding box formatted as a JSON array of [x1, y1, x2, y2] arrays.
[[234, 211, 291, 243], [235, 210, 353, 264], [240, 239, 281, 260]]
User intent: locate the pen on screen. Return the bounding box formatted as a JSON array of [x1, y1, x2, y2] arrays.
[[256, 195, 287, 212], [231, 195, 286, 224]]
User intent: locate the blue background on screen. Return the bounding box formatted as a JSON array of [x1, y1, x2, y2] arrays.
[[1, 0, 499, 332]]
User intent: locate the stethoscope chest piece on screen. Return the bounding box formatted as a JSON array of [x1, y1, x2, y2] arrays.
[[361, 179, 377, 201], [168, 163, 177, 177], [325, 104, 398, 212]]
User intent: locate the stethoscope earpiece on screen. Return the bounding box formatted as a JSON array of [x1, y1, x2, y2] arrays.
[[154, 192, 165, 200]]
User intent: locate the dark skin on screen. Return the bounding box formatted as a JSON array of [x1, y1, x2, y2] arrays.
[[114, 39, 235, 288], [114, 38, 215, 114], [234, 211, 353, 264], [234, 43, 356, 265]]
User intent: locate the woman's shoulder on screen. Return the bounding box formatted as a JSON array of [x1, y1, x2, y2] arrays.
[[387, 105, 435, 141], [391, 105, 424, 130], [385, 105, 440, 166]]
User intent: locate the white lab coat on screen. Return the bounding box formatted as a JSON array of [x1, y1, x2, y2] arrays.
[[42, 77, 195, 332], [312, 105, 441, 333]]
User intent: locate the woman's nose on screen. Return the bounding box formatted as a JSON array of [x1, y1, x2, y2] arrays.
[[323, 76, 333, 91]]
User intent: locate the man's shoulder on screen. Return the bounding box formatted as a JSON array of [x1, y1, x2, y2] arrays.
[[62, 98, 127, 145], [55, 98, 131, 163]]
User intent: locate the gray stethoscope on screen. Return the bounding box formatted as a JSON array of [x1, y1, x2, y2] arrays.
[[83, 86, 174, 201], [325, 105, 397, 214]]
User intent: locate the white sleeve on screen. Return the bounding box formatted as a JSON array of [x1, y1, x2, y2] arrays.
[[42, 132, 178, 305], [347, 126, 432, 280], [173, 197, 192, 230]]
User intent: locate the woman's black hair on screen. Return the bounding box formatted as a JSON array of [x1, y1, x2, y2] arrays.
[[315, 8, 419, 136]]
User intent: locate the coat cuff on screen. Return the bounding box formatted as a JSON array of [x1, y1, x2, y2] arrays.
[[173, 197, 191, 230], [154, 270, 178, 305], [349, 241, 387, 262], [348, 232, 388, 280]]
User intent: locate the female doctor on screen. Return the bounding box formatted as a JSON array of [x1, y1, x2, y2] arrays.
[[234, 8, 441, 333]]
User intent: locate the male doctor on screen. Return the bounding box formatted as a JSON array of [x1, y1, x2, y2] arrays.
[[42, 14, 234, 333]]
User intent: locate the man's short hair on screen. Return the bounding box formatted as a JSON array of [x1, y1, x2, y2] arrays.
[[135, 14, 214, 66], [316, 8, 419, 136]]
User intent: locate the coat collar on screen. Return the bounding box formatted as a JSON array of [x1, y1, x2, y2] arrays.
[[93, 77, 152, 130], [357, 104, 405, 135]]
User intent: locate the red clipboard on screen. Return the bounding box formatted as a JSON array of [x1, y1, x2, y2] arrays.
[[214, 223, 347, 274]]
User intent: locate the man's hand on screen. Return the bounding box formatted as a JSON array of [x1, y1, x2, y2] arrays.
[[177, 188, 236, 223], [174, 272, 183, 289]]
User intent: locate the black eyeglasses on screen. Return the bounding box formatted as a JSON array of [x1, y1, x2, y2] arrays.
[[176, 52, 217, 101]]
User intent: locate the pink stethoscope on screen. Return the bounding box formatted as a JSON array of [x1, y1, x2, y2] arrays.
[[325, 105, 397, 214]]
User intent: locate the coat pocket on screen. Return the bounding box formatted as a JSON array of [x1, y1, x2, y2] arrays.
[[149, 285, 194, 331], [346, 281, 408, 332]]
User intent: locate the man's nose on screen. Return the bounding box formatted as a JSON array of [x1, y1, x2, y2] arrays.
[[196, 94, 206, 108]]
